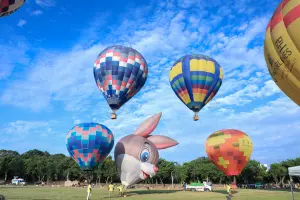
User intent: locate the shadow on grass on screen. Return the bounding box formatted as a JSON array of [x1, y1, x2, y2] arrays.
[[127, 189, 181, 195], [212, 190, 238, 195], [260, 188, 300, 193], [102, 190, 181, 198]]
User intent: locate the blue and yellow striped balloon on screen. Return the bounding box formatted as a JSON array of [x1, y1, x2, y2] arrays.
[[169, 54, 223, 121]]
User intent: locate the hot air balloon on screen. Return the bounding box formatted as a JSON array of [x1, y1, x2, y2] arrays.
[[205, 129, 253, 185], [94, 45, 148, 120], [264, 0, 300, 105], [114, 112, 178, 187], [66, 123, 114, 172], [169, 54, 223, 121], [0, 0, 26, 17]]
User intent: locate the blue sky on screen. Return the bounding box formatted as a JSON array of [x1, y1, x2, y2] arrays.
[[0, 0, 298, 167]]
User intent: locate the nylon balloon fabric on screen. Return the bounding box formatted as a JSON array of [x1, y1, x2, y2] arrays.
[[93, 45, 148, 112], [205, 129, 253, 176], [0, 0, 26, 17], [264, 0, 300, 105], [66, 123, 114, 171], [169, 54, 223, 114]]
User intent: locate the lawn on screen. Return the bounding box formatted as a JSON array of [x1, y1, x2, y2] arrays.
[[0, 186, 299, 200]]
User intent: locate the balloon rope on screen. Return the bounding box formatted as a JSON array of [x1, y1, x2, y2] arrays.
[[193, 112, 199, 121]]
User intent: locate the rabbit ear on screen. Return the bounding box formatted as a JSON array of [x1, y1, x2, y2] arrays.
[[133, 112, 162, 137], [147, 135, 178, 150]]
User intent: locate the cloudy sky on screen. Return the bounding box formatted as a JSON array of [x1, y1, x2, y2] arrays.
[[0, 0, 298, 166]]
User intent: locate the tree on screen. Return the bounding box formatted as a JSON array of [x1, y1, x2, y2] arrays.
[[21, 149, 50, 159], [0, 150, 19, 157], [0, 155, 23, 181], [239, 160, 267, 184], [101, 156, 117, 184], [0, 148, 299, 185], [269, 163, 287, 185], [95, 162, 104, 184], [155, 159, 174, 184]]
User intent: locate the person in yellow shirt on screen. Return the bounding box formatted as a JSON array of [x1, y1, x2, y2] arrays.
[[108, 183, 114, 198], [226, 183, 233, 200], [87, 183, 92, 200], [118, 185, 124, 197]]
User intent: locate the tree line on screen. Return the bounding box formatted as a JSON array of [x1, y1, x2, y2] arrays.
[[0, 149, 299, 186]]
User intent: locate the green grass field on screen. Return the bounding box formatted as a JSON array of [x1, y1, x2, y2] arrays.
[[0, 187, 299, 200]]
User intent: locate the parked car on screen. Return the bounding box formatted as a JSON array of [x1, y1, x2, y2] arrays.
[[186, 182, 212, 192], [11, 178, 26, 186], [255, 182, 264, 189]]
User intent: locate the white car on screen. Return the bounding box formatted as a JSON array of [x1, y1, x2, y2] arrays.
[[11, 178, 26, 186]]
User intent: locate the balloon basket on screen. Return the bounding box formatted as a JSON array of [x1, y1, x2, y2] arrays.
[[193, 115, 199, 121], [111, 113, 117, 120]]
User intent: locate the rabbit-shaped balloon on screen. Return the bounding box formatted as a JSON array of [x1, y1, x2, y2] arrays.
[[114, 112, 178, 186]]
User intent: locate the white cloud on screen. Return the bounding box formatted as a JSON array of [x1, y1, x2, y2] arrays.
[[31, 10, 43, 16], [17, 19, 27, 27], [35, 0, 56, 8], [0, 121, 49, 135], [0, 42, 30, 80]]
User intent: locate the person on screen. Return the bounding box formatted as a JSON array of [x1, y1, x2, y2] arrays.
[[183, 182, 187, 191], [117, 185, 121, 196], [118, 185, 124, 197], [226, 183, 233, 200], [87, 183, 92, 200], [108, 183, 114, 198]]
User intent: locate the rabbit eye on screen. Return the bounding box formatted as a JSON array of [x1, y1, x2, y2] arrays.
[[140, 148, 150, 162]]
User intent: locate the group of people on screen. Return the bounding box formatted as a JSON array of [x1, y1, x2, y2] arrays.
[[86, 182, 234, 200], [86, 183, 125, 200]]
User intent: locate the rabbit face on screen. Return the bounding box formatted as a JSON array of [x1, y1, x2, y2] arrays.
[[114, 135, 159, 186], [114, 113, 178, 186]]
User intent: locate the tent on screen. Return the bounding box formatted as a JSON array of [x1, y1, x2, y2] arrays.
[[289, 166, 300, 177], [288, 166, 300, 200]]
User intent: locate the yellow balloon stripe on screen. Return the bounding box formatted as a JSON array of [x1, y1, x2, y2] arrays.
[[286, 18, 300, 52], [270, 9, 300, 80], [190, 59, 216, 73], [169, 62, 183, 81], [219, 67, 224, 79], [282, 0, 299, 17]]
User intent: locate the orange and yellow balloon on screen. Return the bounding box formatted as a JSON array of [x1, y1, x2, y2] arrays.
[[264, 0, 300, 105], [205, 129, 253, 176]]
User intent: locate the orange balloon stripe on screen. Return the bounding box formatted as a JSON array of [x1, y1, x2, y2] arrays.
[[270, 2, 283, 31], [283, 5, 300, 28], [192, 88, 207, 93]]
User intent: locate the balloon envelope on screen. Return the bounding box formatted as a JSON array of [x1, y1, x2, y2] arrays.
[[205, 129, 253, 176], [0, 0, 26, 17], [93, 45, 148, 117], [169, 54, 223, 120], [66, 123, 114, 171], [114, 112, 178, 186], [264, 0, 300, 105]]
